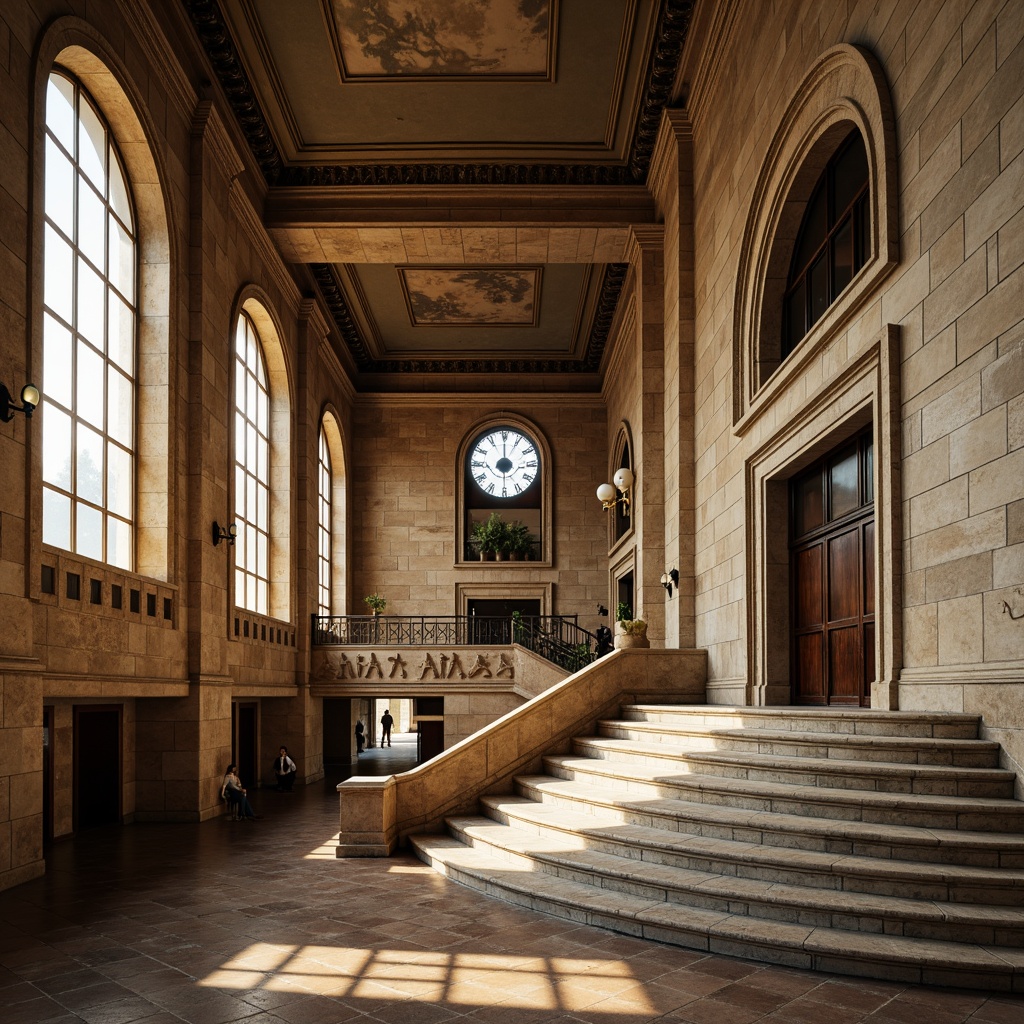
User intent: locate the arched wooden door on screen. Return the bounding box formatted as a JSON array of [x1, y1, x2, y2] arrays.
[[790, 430, 875, 706]]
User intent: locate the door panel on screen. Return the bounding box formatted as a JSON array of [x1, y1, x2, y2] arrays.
[[789, 428, 874, 706]]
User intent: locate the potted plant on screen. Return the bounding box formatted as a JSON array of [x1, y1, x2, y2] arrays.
[[472, 512, 504, 561], [614, 601, 649, 649], [363, 593, 387, 616], [506, 521, 533, 561]]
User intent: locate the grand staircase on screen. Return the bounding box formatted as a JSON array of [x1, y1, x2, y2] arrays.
[[410, 705, 1024, 991]]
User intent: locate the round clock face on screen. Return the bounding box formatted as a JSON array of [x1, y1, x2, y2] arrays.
[[469, 429, 538, 497]]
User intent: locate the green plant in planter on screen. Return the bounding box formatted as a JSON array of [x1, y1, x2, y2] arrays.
[[472, 512, 507, 560], [615, 601, 647, 636], [506, 520, 534, 560], [363, 593, 387, 615]]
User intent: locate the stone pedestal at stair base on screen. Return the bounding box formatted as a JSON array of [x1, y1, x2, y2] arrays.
[[337, 775, 397, 856]]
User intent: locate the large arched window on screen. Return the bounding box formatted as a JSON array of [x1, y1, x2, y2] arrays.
[[317, 425, 332, 617], [782, 131, 869, 358], [41, 69, 136, 569], [234, 311, 270, 615]]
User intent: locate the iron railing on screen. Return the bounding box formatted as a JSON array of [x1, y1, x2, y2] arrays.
[[311, 614, 598, 673]]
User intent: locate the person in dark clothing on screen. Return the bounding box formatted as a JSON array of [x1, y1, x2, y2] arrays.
[[273, 746, 296, 791], [380, 709, 394, 747], [355, 719, 364, 754]]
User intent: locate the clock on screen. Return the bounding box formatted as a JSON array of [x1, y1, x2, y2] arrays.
[[469, 429, 538, 497]]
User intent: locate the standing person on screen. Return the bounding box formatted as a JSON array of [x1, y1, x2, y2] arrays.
[[380, 708, 394, 747], [273, 746, 296, 791], [354, 719, 364, 754], [221, 764, 258, 820]]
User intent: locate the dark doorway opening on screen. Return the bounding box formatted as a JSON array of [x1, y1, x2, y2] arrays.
[[790, 428, 875, 706], [43, 706, 54, 843], [467, 598, 540, 644], [234, 702, 258, 789], [617, 572, 635, 618], [74, 705, 121, 830], [323, 698, 352, 767]]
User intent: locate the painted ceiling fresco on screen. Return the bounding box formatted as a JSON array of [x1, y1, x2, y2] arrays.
[[323, 0, 554, 79], [400, 267, 541, 326]]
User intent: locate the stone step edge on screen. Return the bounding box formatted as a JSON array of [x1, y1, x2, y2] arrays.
[[517, 772, 1024, 855], [620, 705, 983, 736], [574, 737, 1018, 783], [480, 793, 1024, 891], [543, 754, 1024, 819], [599, 722, 1001, 755], [450, 814, 1024, 930], [410, 834, 1021, 991]]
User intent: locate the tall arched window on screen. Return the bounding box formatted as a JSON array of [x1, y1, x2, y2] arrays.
[[234, 312, 270, 615], [41, 69, 136, 568], [782, 131, 869, 357], [317, 425, 332, 616]]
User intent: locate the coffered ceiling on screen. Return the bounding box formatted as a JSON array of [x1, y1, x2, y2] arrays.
[[183, 0, 694, 388]]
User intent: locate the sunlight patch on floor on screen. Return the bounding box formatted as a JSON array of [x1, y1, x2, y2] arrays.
[[199, 942, 655, 1014]]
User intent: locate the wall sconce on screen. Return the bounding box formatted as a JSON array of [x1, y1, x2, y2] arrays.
[[597, 467, 634, 512], [0, 381, 40, 422], [660, 568, 679, 597], [212, 521, 237, 546]]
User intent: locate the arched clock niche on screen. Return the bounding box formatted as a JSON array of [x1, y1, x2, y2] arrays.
[[457, 418, 551, 565]]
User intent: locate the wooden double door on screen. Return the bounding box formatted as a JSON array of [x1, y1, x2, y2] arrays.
[[790, 430, 875, 706]]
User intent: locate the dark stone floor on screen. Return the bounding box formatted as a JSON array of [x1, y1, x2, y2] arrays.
[[1, 733, 1020, 1024]]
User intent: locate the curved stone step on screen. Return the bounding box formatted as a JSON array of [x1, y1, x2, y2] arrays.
[[620, 705, 982, 740], [598, 721, 1001, 767], [572, 736, 1017, 798], [410, 833, 1024, 992], [478, 793, 1024, 905], [542, 753, 1024, 833], [449, 810, 1024, 945], [518, 770, 1024, 868]]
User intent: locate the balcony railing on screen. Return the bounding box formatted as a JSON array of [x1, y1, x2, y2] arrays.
[[311, 614, 599, 673]]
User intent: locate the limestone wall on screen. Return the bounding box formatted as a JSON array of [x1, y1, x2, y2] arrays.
[[682, 0, 1023, 766]]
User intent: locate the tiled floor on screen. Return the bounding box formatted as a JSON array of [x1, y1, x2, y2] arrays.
[[1, 734, 1020, 1024]]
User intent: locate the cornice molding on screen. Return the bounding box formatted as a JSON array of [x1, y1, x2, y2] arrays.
[[183, 0, 693, 188], [312, 262, 627, 376], [182, 0, 284, 183], [354, 393, 605, 409]]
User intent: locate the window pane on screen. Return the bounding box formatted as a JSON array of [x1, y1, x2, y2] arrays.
[[834, 133, 868, 217], [235, 568, 245, 601], [43, 313, 73, 409], [808, 253, 829, 328], [235, 412, 246, 465], [256, 481, 267, 531], [257, 579, 268, 615], [108, 150, 132, 224], [855, 193, 870, 272], [107, 517, 132, 569], [77, 257, 105, 349], [42, 402, 72, 489], [793, 181, 826, 276], [77, 175, 106, 269], [76, 339, 105, 428], [247, 475, 257, 525], [77, 95, 106, 190], [830, 217, 853, 297], [107, 365, 133, 447], [829, 446, 860, 520], [108, 292, 134, 374], [75, 501, 103, 561], [794, 468, 823, 537], [44, 225, 74, 325], [783, 280, 806, 355], [46, 74, 76, 153], [107, 442, 132, 518], [108, 215, 134, 301], [45, 138, 74, 238], [43, 488, 72, 549], [76, 424, 104, 505]]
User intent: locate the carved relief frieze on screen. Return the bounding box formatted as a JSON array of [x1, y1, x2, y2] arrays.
[[313, 648, 515, 682]]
